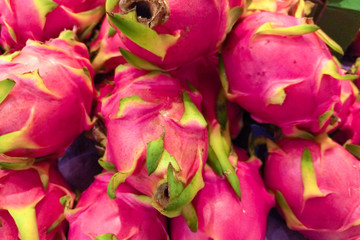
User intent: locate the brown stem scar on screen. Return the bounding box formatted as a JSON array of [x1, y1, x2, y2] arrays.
[[119, 0, 170, 28]]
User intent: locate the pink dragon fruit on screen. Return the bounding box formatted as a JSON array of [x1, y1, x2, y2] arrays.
[[98, 65, 208, 228], [228, 0, 244, 8], [0, 0, 105, 51], [246, 0, 313, 16], [66, 173, 169, 240], [106, 0, 236, 70], [0, 161, 75, 240], [350, 58, 360, 89], [171, 156, 274, 239], [0, 30, 94, 167], [264, 135, 360, 240], [170, 56, 243, 198], [89, 18, 127, 73], [332, 100, 360, 157], [221, 11, 358, 135]]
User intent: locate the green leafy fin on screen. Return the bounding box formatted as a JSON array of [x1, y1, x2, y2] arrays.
[[95, 233, 119, 240], [108, 12, 179, 58], [345, 144, 360, 159], [46, 194, 73, 233], [315, 29, 344, 55], [152, 150, 181, 175], [181, 203, 198, 232], [218, 55, 236, 100], [0, 78, 15, 104], [0, 108, 41, 153], [20, 70, 59, 97], [318, 109, 334, 129], [301, 148, 323, 200], [107, 172, 131, 199], [3, 20, 17, 43], [98, 159, 117, 171], [207, 146, 224, 177], [59, 195, 73, 209], [219, 55, 229, 93], [106, 0, 118, 12], [254, 22, 319, 36], [167, 164, 184, 200], [0, 51, 20, 62], [0, 157, 35, 170], [146, 132, 165, 175], [322, 60, 359, 81], [268, 87, 286, 105], [8, 206, 40, 240], [180, 91, 207, 127], [226, 7, 243, 34], [275, 191, 305, 230], [108, 26, 117, 38], [209, 124, 241, 199], [34, 0, 58, 28], [216, 90, 228, 130], [116, 94, 146, 118], [294, 0, 305, 18], [119, 48, 163, 71], [164, 156, 204, 212]]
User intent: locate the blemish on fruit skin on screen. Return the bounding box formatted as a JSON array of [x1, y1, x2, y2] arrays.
[[293, 60, 297, 64]]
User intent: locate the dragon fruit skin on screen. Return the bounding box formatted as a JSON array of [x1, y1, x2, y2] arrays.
[[170, 56, 243, 197], [0, 210, 18, 239], [99, 65, 208, 217], [0, 0, 105, 51], [333, 101, 360, 145], [170, 157, 274, 240], [221, 11, 347, 135], [107, 0, 231, 70], [66, 173, 169, 240], [0, 31, 94, 161], [89, 18, 127, 73], [171, 56, 243, 138], [247, 0, 304, 15], [228, 0, 243, 8], [264, 136, 360, 240], [0, 161, 75, 240]]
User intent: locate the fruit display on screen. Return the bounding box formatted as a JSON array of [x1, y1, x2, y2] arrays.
[[0, 0, 359, 239]]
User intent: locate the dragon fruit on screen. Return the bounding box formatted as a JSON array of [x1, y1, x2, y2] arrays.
[[332, 100, 360, 157], [221, 11, 358, 135], [0, 161, 74, 240], [264, 135, 360, 240], [170, 156, 274, 240], [0, 31, 94, 167], [106, 0, 236, 70], [0, 0, 105, 51], [98, 65, 208, 227], [170, 56, 243, 198], [89, 18, 127, 73], [246, 0, 314, 16], [228, 0, 244, 8], [66, 172, 169, 240]]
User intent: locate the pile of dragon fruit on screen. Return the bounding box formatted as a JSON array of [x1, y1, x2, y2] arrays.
[[1, 0, 360, 239]]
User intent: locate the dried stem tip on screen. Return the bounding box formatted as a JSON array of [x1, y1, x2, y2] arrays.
[[154, 183, 170, 208], [119, 0, 170, 28]]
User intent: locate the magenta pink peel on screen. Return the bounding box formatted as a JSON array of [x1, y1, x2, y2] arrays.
[[0, 31, 94, 163], [265, 135, 360, 240]]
